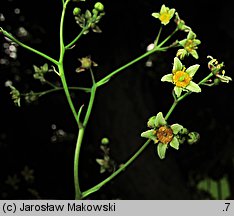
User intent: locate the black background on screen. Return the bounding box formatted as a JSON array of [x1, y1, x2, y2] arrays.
[[0, 0, 234, 199]]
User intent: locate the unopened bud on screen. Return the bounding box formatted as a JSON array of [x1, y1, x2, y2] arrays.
[[94, 2, 104, 12], [73, 7, 81, 16]]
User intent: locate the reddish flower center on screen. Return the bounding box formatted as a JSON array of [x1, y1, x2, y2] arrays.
[[156, 126, 173, 144]]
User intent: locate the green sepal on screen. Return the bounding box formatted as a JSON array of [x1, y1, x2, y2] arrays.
[[141, 129, 156, 141], [155, 112, 167, 127], [186, 64, 200, 77], [161, 74, 173, 83], [186, 81, 201, 93], [157, 143, 167, 159], [173, 57, 183, 72], [147, 116, 156, 128], [174, 86, 182, 98], [171, 124, 183, 134], [169, 137, 179, 150]]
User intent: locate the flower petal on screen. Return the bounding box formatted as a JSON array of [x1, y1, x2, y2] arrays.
[[155, 112, 166, 127], [179, 39, 187, 47], [190, 50, 199, 59], [169, 9, 176, 18], [174, 86, 182, 97], [141, 129, 156, 141], [157, 143, 167, 159], [173, 57, 183, 72], [160, 4, 167, 13], [152, 12, 160, 18], [186, 81, 201, 93], [169, 137, 179, 150], [194, 39, 201, 45], [186, 64, 200, 77], [171, 124, 183, 134], [161, 74, 173, 82]]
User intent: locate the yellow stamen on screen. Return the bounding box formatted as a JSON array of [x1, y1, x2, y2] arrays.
[[173, 71, 191, 88]]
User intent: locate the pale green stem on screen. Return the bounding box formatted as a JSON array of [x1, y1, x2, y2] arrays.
[[65, 27, 88, 50], [165, 72, 214, 120], [74, 127, 84, 200], [58, 0, 79, 124], [96, 47, 164, 87], [96, 28, 178, 87], [1, 29, 58, 65], [74, 86, 96, 199], [82, 139, 151, 199]]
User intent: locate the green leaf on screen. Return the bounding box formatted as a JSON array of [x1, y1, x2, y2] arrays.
[[186, 64, 200, 77], [173, 57, 183, 72], [161, 74, 173, 82], [157, 143, 167, 159], [155, 112, 166, 127], [174, 86, 182, 97], [169, 137, 179, 150], [171, 124, 183, 134], [186, 81, 201, 93], [141, 129, 156, 141]]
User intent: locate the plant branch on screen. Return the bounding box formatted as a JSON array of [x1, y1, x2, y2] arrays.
[[81, 139, 151, 199], [65, 27, 88, 50], [0, 29, 58, 65]]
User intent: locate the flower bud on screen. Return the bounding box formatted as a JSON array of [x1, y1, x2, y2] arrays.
[[101, 138, 109, 145], [214, 78, 220, 85], [73, 7, 81, 16], [187, 132, 200, 145], [94, 2, 104, 12]]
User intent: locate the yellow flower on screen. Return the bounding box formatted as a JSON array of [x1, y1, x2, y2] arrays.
[[173, 70, 192, 88], [161, 57, 201, 97], [152, 5, 175, 25]]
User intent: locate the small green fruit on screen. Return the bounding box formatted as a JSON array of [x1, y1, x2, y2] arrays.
[[73, 7, 81, 16], [94, 2, 104, 12]]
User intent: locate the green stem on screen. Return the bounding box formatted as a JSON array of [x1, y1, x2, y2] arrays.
[[96, 47, 164, 87], [58, 0, 79, 124], [96, 28, 178, 88], [23, 86, 90, 98], [166, 72, 214, 118], [81, 139, 151, 199], [165, 100, 178, 121], [157, 28, 178, 48], [74, 86, 96, 199], [74, 127, 84, 200], [1, 29, 58, 65], [65, 27, 88, 50]]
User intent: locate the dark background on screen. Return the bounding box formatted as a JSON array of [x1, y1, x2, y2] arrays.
[[0, 0, 234, 199]]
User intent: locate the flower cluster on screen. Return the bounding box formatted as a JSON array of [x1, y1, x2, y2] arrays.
[[73, 2, 105, 34], [177, 30, 201, 59], [141, 112, 184, 159], [161, 57, 201, 97], [207, 56, 232, 84]]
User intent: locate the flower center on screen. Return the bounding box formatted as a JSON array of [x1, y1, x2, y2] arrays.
[[159, 12, 170, 24], [156, 126, 173, 144], [184, 39, 195, 52], [173, 71, 191, 88]]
